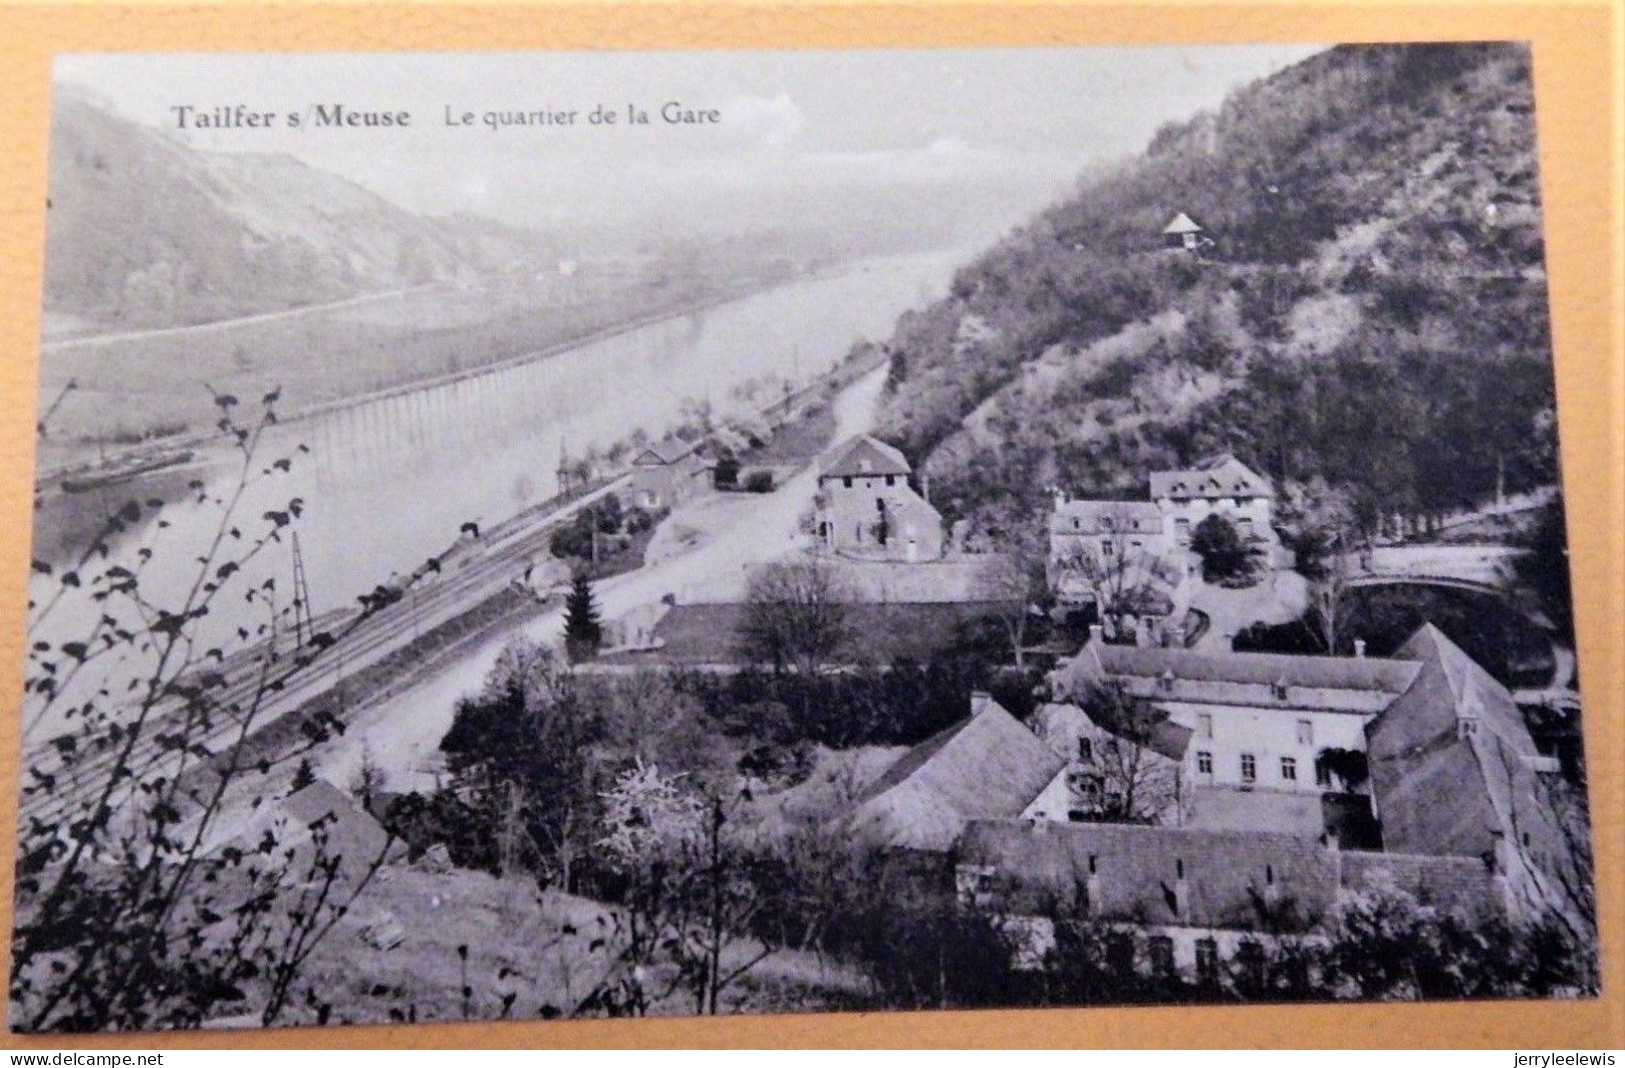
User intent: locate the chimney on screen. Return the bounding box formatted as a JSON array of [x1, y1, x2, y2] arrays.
[[970, 691, 993, 717], [1088, 623, 1105, 645], [1353, 638, 1367, 658]]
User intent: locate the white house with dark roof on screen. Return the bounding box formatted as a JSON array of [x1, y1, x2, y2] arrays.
[[1048, 454, 1281, 609], [1150, 454, 1276, 545], [814, 434, 944, 563]]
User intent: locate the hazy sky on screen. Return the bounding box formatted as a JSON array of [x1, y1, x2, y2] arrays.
[[56, 45, 1326, 228]]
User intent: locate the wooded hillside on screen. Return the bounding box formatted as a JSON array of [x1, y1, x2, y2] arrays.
[[871, 43, 1555, 536]]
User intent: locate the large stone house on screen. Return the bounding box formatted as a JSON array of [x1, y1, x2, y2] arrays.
[[814, 435, 944, 563], [1048, 454, 1282, 607]]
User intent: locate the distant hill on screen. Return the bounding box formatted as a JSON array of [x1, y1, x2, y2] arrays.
[[44, 89, 551, 331], [871, 43, 1555, 537]]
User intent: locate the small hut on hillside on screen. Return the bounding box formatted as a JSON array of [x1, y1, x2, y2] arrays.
[[1162, 212, 1206, 251]]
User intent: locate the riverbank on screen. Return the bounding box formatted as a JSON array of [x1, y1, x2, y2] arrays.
[[35, 248, 935, 482]]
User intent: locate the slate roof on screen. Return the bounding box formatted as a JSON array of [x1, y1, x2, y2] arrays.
[[1365, 624, 1557, 862], [849, 696, 1066, 852], [1049, 500, 1165, 536], [820, 435, 913, 479], [1053, 640, 1420, 716], [1162, 212, 1204, 235], [958, 819, 1505, 929], [959, 820, 1342, 931], [631, 439, 699, 467], [1149, 454, 1274, 501]]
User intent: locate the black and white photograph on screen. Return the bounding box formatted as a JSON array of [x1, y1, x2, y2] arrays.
[[11, 41, 1598, 1033]]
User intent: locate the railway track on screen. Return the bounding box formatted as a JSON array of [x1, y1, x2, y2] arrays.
[[17, 475, 628, 832]]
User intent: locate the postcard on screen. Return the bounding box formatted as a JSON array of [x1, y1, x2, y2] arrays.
[[6, 39, 1607, 1036]]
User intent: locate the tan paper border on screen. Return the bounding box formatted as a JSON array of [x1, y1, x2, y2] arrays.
[[0, 0, 1619, 1049]]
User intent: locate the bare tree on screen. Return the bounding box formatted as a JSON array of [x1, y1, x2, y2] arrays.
[[13, 388, 406, 1031], [1069, 681, 1182, 825], [586, 763, 778, 1016], [736, 558, 853, 677], [1051, 506, 1181, 636], [976, 549, 1043, 667]]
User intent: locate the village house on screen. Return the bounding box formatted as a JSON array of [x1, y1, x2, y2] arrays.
[[849, 624, 1585, 978], [814, 434, 945, 563], [626, 439, 712, 510], [1048, 454, 1283, 609], [1049, 628, 1412, 839], [848, 692, 1065, 852], [955, 819, 1510, 979]]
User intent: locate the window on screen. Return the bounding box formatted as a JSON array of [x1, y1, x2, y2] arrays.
[[1297, 719, 1313, 745], [1281, 757, 1298, 782], [1159, 670, 1176, 693], [885, 475, 895, 487], [876, 497, 886, 512], [1195, 938, 1219, 984], [1196, 750, 1213, 775], [1241, 753, 1257, 783], [1198, 713, 1213, 738], [1148, 936, 1175, 978], [1272, 678, 1289, 701], [843, 476, 853, 489], [1078, 738, 1094, 762], [1315, 761, 1332, 788], [1073, 517, 1081, 530], [1102, 540, 1114, 557]]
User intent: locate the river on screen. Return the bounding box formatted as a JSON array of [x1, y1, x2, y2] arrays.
[[25, 248, 966, 729]]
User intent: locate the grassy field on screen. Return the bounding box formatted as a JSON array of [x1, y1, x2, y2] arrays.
[[290, 864, 872, 1025]]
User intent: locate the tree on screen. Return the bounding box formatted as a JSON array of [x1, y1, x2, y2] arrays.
[[1504, 497, 1574, 642], [588, 764, 778, 1016], [350, 742, 388, 813], [12, 388, 402, 1031], [735, 559, 852, 678], [1069, 681, 1183, 824], [438, 639, 603, 889], [976, 548, 1044, 667], [1275, 477, 1358, 576], [1190, 513, 1255, 584], [562, 573, 603, 663], [1050, 507, 1181, 638]]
